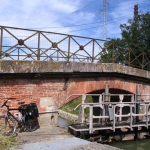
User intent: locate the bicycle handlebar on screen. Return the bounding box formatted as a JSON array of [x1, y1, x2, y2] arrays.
[[1, 97, 17, 107], [1, 99, 8, 108]]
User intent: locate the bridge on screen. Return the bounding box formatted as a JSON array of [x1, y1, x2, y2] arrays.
[[0, 26, 150, 113]]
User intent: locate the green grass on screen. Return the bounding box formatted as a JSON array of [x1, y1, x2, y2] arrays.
[[60, 96, 93, 117], [0, 129, 16, 150]]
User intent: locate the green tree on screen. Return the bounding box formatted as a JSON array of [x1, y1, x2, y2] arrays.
[[101, 12, 150, 70]]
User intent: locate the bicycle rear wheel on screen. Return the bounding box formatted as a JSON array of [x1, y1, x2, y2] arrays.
[[25, 117, 38, 132], [0, 115, 16, 136]]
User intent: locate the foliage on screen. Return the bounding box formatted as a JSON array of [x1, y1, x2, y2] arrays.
[[60, 96, 93, 117], [0, 129, 16, 150], [101, 12, 150, 70]]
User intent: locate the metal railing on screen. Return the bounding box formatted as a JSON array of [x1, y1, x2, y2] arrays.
[[1, 26, 150, 70], [0, 26, 105, 62], [67, 94, 150, 134]]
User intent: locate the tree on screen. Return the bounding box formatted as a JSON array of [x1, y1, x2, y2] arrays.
[[100, 12, 150, 70]]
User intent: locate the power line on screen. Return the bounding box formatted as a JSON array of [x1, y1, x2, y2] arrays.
[[32, 2, 146, 31], [61, 14, 132, 34], [30, 14, 132, 31], [107, 0, 148, 9], [46, 0, 99, 26], [52, 0, 148, 29], [1, 2, 149, 26]]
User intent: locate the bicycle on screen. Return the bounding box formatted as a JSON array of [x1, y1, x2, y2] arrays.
[[0, 98, 39, 136]]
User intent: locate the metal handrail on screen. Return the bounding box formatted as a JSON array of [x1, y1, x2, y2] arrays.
[[1, 26, 150, 70], [77, 101, 150, 133]]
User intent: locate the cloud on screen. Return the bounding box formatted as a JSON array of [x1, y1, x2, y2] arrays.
[[0, 0, 81, 28], [105, 0, 146, 39], [0, 0, 148, 40]]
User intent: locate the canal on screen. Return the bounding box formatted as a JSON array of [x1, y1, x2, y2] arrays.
[[108, 139, 150, 150], [58, 117, 150, 150]]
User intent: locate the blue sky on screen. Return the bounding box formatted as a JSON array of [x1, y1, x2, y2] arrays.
[[0, 0, 149, 40]]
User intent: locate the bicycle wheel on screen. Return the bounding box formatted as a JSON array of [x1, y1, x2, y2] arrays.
[[25, 117, 38, 132], [0, 115, 16, 136]]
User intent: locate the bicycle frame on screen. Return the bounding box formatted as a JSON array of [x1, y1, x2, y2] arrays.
[[4, 105, 26, 128], [1, 99, 39, 134], [10, 109, 26, 125]]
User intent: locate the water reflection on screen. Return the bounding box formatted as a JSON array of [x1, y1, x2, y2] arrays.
[[108, 139, 150, 150], [58, 117, 72, 128]]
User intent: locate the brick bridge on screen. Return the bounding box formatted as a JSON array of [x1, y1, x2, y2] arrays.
[[0, 60, 150, 112]]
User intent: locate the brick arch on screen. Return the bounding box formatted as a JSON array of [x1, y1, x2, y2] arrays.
[[58, 77, 150, 108], [0, 76, 150, 112]]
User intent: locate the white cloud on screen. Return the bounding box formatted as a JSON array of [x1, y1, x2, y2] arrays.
[[105, 0, 146, 39], [0, 0, 149, 39]]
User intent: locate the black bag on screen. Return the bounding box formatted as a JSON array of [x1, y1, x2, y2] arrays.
[[26, 103, 39, 118]]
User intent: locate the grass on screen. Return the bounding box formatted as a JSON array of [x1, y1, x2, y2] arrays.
[[0, 129, 16, 150], [60, 96, 93, 117]]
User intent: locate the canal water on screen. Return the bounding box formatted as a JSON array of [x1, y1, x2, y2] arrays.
[[58, 117, 150, 150], [108, 139, 150, 150], [58, 116, 72, 127]]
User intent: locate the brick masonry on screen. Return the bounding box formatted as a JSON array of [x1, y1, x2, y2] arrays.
[[0, 76, 150, 114], [0, 61, 150, 113], [0, 78, 65, 113]]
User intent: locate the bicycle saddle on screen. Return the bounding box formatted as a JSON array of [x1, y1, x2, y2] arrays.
[[18, 102, 25, 105]]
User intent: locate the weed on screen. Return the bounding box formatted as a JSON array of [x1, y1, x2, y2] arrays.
[[0, 129, 16, 150], [60, 96, 93, 116]]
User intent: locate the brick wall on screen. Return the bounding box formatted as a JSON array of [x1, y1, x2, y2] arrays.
[[1, 76, 150, 115], [0, 78, 66, 113]]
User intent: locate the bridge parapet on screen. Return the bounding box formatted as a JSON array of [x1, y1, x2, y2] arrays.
[[1, 26, 150, 70], [0, 60, 150, 80]]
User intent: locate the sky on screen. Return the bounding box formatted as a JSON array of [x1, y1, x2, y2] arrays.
[[0, 0, 149, 40]]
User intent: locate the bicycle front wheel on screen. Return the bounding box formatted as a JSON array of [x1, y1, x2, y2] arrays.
[[0, 115, 16, 136], [25, 117, 38, 132]]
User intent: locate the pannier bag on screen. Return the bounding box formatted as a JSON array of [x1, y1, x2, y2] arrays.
[[18, 104, 28, 110], [26, 103, 39, 117]]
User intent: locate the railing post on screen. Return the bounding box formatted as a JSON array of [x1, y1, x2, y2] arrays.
[[119, 95, 124, 122], [57, 50, 59, 61], [18, 47, 19, 60], [102, 93, 105, 121], [81, 95, 86, 123], [128, 47, 131, 66], [136, 84, 141, 122], [142, 52, 144, 69], [146, 104, 148, 128], [77, 95, 86, 124], [68, 35, 70, 62], [112, 42, 114, 63], [0, 26, 3, 59], [130, 104, 133, 129], [105, 84, 109, 116], [113, 105, 116, 132], [89, 105, 93, 134], [92, 39, 94, 62], [37, 31, 40, 60]]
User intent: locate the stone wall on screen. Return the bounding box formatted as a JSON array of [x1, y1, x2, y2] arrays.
[[59, 110, 78, 123], [0, 61, 150, 80]]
